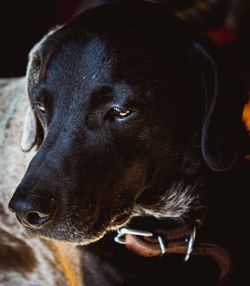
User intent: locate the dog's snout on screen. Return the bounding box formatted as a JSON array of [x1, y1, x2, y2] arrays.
[[9, 194, 55, 229]]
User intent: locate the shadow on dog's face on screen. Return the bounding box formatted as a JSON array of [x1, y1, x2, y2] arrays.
[[9, 2, 246, 244]]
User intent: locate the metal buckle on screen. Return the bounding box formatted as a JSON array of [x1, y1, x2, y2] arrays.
[[157, 235, 166, 255], [184, 225, 196, 262], [114, 227, 153, 244], [114, 227, 166, 255]]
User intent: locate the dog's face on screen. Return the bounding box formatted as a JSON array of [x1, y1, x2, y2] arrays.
[[9, 2, 246, 244]]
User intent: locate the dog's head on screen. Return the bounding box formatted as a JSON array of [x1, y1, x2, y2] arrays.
[[9, 2, 247, 244]]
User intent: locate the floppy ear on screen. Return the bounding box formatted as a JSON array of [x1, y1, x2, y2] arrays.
[[21, 106, 37, 152], [20, 26, 63, 152], [21, 105, 44, 152], [21, 34, 48, 152], [190, 41, 247, 171]]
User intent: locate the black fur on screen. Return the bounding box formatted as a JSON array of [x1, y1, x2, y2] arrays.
[[9, 1, 249, 285]]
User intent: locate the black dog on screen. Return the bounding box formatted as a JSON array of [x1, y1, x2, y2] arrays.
[[9, 1, 249, 285]]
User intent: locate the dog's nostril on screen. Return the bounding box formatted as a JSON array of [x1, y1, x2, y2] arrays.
[[26, 211, 51, 226], [9, 193, 56, 229]]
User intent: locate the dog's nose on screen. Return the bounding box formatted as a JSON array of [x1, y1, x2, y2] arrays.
[[9, 194, 55, 229]]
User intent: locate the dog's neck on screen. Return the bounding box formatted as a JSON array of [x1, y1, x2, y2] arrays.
[[132, 180, 203, 222], [80, 159, 249, 286]]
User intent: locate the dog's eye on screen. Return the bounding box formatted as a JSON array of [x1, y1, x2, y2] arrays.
[[111, 107, 131, 119], [35, 103, 46, 113]]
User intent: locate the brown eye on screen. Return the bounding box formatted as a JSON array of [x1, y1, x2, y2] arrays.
[[111, 107, 131, 119], [35, 103, 46, 113]]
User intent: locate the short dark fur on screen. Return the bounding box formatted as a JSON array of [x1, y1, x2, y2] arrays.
[[9, 1, 249, 285]]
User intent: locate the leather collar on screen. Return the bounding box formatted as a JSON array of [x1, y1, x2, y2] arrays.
[[114, 218, 232, 282]]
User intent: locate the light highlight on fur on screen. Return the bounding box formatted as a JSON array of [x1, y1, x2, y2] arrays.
[[132, 182, 200, 220]]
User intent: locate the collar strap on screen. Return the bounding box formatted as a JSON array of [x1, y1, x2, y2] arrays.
[[114, 222, 232, 282]]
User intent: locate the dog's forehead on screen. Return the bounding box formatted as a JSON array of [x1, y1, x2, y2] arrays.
[[78, 37, 113, 82], [35, 30, 154, 104], [28, 2, 193, 104], [44, 35, 113, 87]]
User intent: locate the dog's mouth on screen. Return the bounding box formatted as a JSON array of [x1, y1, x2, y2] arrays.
[[20, 203, 135, 245]]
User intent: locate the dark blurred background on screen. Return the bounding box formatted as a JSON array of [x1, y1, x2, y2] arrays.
[[0, 0, 250, 85], [0, 1, 57, 77], [0, 0, 110, 77]]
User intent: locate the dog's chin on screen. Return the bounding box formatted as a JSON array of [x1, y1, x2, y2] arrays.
[[23, 226, 103, 245], [22, 211, 132, 245]]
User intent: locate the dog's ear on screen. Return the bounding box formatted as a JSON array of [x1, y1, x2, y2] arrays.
[[21, 36, 48, 152], [190, 41, 247, 171], [21, 26, 64, 152], [21, 25, 63, 152], [21, 105, 43, 152], [21, 105, 37, 152]]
